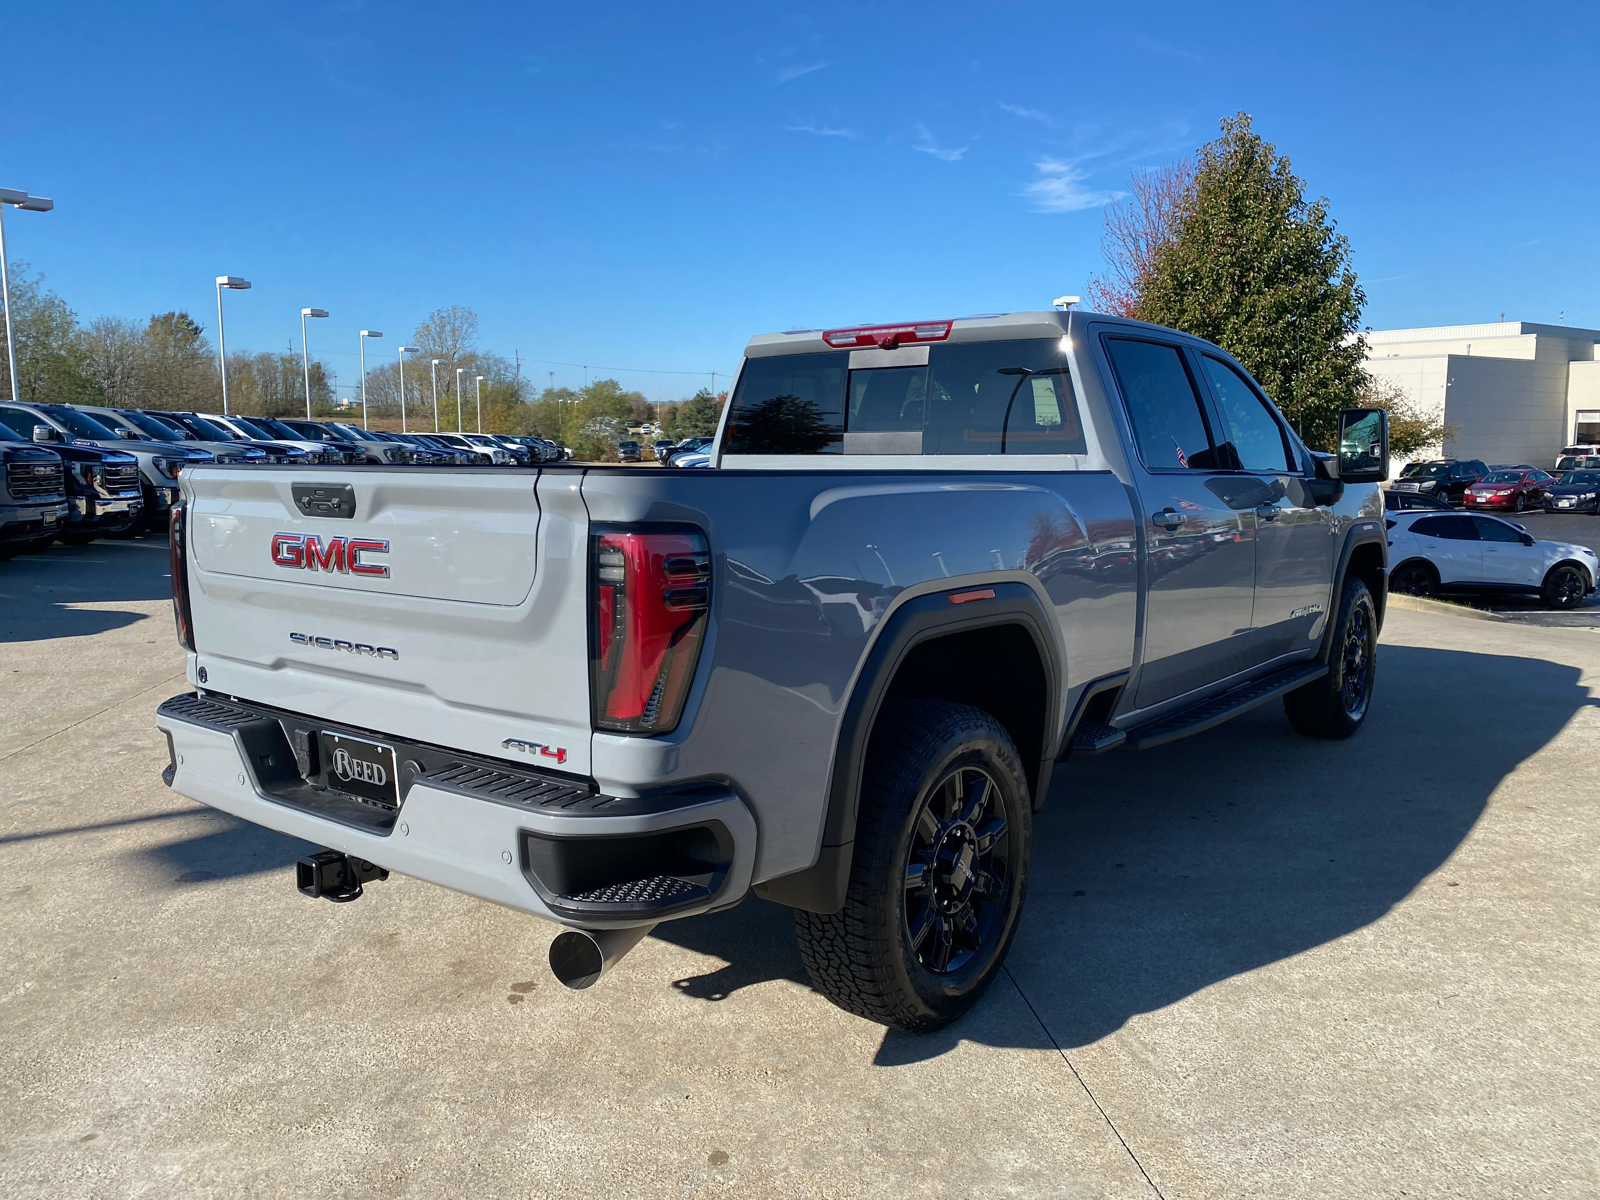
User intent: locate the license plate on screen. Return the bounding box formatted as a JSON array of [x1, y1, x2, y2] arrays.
[[42, 511, 57, 525], [320, 732, 400, 806], [1558, 500, 1573, 507]]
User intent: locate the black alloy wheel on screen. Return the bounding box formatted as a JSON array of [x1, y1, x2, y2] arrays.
[[902, 765, 1014, 976], [1284, 576, 1379, 740], [1542, 564, 1588, 610], [1390, 561, 1437, 597], [794, 699, 1032, 1032], [1335, 598, 1376, 722]]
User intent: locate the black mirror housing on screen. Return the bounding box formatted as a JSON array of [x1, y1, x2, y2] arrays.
[[1335, 408, 1389, 483]]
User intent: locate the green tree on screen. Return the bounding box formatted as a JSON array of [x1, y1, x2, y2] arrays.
[[140, 310, 217, 408], [0, 262, 99, 404], [665, 388, 725, 438], [1130, 113, 1367, 450]]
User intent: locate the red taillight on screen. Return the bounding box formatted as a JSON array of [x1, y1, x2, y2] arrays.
[[589, 529, 710, 734], [822, 320, 952, 349], [169, 501, 195, 651]]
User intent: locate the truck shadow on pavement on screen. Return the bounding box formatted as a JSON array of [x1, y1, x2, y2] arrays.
[[0, 537, 172, 643], [661, 643, 1594, 1065], [137, 813, 317, 886]]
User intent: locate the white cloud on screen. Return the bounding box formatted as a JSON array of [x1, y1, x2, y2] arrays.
[[777, 62, 827, 84], [1024, 157, 1123, 213], [787, 122, 859, 139], [913, 122, 968, 162], [998, 102, 1051, 124]]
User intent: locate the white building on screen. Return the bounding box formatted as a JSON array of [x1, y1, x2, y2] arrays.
[[1363, 321, 1600, 466]]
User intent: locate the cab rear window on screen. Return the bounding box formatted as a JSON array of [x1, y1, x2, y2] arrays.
[[722, 339, 1086, 456]]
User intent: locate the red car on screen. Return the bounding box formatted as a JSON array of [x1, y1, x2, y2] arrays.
[[1463, 467, 1555, 512]]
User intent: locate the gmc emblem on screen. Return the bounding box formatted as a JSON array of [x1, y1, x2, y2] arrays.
[[271, 533, 390, 578]]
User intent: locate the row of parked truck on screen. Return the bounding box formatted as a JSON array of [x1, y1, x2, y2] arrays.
[[0, 400, 570, 558]]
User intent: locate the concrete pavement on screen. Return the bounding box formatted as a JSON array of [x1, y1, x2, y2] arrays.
[[2, 539, 1596, 1197]]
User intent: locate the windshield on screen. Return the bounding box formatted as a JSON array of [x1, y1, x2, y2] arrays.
[[1560, 471, 1600, 485], [110, 410, 186, 441], [42, 405, 120, 440], [0, 421, 22, 442], [174, 414, 239, 440], [330, 423, 370, 440], [1481, 472, 1523, 484], [282, 420, 338, 442], [1400, 462, 1448, 479]]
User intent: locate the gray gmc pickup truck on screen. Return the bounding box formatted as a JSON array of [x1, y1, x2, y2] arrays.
[[156, 310, 1390, 1032]]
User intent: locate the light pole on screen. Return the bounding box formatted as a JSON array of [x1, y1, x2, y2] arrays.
[[358, 330, 382, 427], [300, 307, 328, 418], [430, 359, 443, 432], [0, 188, 53, 405], [397, 345, 418, 433], [475, 375, 485, 433], [214, 276, 250, 415], [455, 367, 467, 434]]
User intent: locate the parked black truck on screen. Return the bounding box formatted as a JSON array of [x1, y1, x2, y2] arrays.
[[0, 422, 68, 559]]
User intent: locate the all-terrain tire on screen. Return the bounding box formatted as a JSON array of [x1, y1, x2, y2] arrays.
[[1284, 576, 1378, 740], [793, 700, 1032, 1032]]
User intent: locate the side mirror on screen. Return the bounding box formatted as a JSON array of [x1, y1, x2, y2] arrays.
[[1521, 533, 1535, 546], [1335, 408, 1389, 483], [32, 424, 61, 443], [115, 427, 139, 439]]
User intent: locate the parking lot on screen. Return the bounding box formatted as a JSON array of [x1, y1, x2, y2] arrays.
[[2, 538, 1597, 1198]]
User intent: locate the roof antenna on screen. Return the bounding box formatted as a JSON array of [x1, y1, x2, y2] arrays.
[[1053, 295, 1080, 311]]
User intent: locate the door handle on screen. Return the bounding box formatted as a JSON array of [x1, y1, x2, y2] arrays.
[[1151, 508, 1182, 531], [1255, 503, 1280, 521]]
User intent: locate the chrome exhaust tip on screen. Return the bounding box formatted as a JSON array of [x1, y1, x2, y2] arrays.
[[548, 924, 656, 990]]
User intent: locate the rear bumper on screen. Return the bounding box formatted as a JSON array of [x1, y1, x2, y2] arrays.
[[155, 692, 756, 930]]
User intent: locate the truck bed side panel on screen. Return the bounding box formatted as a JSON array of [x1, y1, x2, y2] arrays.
[[580, 469, 1137, 882]]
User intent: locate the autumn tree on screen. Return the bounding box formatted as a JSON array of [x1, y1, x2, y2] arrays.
[[1085, 160, 1195, 317]]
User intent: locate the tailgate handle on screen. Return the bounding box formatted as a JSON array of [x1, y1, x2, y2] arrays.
[[292, 483, 357, 519]]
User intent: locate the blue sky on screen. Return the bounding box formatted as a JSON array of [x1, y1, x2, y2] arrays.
[[3, 2, 1596, 400]]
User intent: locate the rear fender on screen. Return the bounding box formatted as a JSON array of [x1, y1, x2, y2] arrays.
[[753, 580, 1060, 914]]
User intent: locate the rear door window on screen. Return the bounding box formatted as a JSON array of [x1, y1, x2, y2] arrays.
[[1103, 337, 1218, 470], [1410, 515, 1479, 540]]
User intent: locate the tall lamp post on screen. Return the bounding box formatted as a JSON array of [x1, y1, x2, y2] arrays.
[[430, 359, 444, 432], [214, 276, 250, 415], [300, 308, 329, 419], [475, 375, 485, 433], [397, 345, 418, 432], [0, 187, 53, 404], [358, 330, 383, 427], [455, 367, 467, 434]]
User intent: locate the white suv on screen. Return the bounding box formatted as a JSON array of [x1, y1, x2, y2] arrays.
[[1387, 510, 1597, 608]]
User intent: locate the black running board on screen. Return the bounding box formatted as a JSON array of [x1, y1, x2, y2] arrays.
[[1123, 664, 1327, 751]]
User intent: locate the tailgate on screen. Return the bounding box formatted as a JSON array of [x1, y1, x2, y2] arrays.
[[182, 468, 593, 773]]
